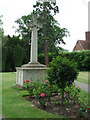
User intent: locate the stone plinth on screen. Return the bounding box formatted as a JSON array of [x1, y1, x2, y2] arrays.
[[16, 62, 47, 87]]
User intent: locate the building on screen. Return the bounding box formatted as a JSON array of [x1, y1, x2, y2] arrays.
[[73, 32, 90, 51]]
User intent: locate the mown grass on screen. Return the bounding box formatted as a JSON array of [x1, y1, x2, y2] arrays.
[[1, 72, 63, 118], [77, 72, 90, 84], [79, 89, 90, 106]]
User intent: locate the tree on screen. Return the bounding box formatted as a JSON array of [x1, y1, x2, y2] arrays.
[[0, 15, 4, 45], [0, 15, 4, 71], [2, 35, 28, 71], [15, 1, 69, 66]]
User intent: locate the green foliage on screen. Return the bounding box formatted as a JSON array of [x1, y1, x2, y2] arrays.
[[38, 50, 90, 71], [64, 84, 89, 119], [13, 44, 25, 67], [65, 83, 81, 103], [2, 35, 28, 71], [47, 56, 78, 87], [24, 79, 40, 96], [38, 52, 57, 64], [58, 50, 90, 71], [33, 80, 51, 108], [15, 2, 69, 55], [38, 53, 45, 64], [2, 46, 8, 71], [0, 15, 4, 39], [47, 56, 79, 103], [24, 79, 52, 108]]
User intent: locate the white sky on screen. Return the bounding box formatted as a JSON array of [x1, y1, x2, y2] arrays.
[[0, 0, 89, 51]]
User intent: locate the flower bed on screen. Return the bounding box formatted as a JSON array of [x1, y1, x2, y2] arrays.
[[24, 93, 90, 119], [23, 79, 90, 119]]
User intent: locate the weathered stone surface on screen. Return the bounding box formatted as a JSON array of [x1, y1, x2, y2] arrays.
[[22, 62, 47, 68], [16, 62, 47, 86], [16, 64, 47, 86]]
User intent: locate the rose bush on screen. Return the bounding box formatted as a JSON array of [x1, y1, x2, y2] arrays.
[[24, 78, 54, 108], [33, 80, 52, 108], [24, 78, 41, 96]]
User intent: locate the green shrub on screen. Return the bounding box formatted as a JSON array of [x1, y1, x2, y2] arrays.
[[81, 51, 90, 71], [5, 46, 15, 71], [47, 56, 79, 103], [38, 50, 90, 71], [2, 46, 8, 71], [13, 44, 25, 68]]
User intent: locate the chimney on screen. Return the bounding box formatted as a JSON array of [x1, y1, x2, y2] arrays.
[[86, 31, 90, 41]]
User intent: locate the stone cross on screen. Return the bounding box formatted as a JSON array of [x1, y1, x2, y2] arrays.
[[27, 14, 42, 63], [88, 1, 90, 31]]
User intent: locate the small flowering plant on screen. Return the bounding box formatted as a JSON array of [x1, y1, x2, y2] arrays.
[[24, 78, 52, 108], [33, 80, 52, 108], [76, 102, 90, 119], [24, 78, 37, 96], [88, 108, 90, 112]]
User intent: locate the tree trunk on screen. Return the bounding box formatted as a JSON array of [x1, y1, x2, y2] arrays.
[[44, 40, 49, 67]]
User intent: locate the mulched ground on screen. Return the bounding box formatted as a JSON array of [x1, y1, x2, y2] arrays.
[[24, 94, 90, 119]]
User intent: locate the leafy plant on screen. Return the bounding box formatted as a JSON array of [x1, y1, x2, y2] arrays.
[[33, 80, 52, 108], [24, 78, 52, 108], [65, 83, 81, 103], [24, 78, 39, 96], [47, 56, 79, 104]]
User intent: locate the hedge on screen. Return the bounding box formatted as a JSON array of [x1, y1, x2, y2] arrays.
[[2, 48, 90, 72], [38, 50, 90, 71]]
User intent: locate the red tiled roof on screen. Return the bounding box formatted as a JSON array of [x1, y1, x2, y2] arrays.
[[79, 40, 90, 50]]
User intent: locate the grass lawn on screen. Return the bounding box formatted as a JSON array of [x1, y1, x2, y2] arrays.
[[1, 72, 89, 118], [1, 72, 63, 118], [77, 72, 90, 84], [79, 89, 90, 106]]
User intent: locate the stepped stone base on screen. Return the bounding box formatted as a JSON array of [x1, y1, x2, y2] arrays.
[[16, 62, 47, 87]]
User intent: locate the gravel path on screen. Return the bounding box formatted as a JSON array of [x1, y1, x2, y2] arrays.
[[74, 81, 90, 93]]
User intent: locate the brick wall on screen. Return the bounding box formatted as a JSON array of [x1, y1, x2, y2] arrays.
[[86, 31, 90, 42]]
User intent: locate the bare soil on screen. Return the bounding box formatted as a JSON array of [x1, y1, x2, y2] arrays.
[[24, 94, 90, 120]]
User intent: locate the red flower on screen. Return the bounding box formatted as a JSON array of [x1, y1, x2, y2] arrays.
[[40, 93, 45, 97], [30, 78, 32, 79], [77, 104, 80, 106], [88, 108, 90, 111], [26, 80, 29, 82], [45, 80, 48, 83], [24, 81, 25, 83]]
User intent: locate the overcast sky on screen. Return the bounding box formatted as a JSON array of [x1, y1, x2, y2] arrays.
[[0, 0, 89, 51]]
